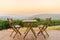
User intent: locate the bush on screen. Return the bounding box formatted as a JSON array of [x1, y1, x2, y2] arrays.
[[0, 20, 24, 30], [0, 20, 9, 30], [0, 19, 60, 30]]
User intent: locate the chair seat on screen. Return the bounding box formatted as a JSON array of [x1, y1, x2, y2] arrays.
[[38, 25, 44, 28], [12, 25, 21, 28], [15, 25, 21, 28]]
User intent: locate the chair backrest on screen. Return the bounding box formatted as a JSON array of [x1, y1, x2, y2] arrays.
[[45, 18, 51, 23], [45, 18, 51, 25], [43, 18, 51, 30], [7, 18, 14, 27]]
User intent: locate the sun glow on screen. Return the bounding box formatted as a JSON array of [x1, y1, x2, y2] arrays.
[[0, 0, 60, 15]]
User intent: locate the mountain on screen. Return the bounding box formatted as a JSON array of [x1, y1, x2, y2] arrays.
[[31, 14, 60, 19], [0, 14, 60, 20], [0, 15, 30, 20]]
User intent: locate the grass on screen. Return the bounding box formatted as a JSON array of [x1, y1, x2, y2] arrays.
[[21, 25, 60, 31], [47, 25, 60, 30], [1, 25, 60, 32]]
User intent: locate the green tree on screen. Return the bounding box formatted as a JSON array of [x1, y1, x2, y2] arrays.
[[33, 17, 40, 22]]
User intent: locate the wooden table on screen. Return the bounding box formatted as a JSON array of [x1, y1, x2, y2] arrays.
[[23, 20, 37, 38]]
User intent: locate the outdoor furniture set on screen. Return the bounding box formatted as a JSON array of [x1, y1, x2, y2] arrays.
[[7, 18, 51, 39]]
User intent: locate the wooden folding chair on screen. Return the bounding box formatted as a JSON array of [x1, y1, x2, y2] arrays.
[[7, 18, 21, 38], [37, 18, 51, 38]]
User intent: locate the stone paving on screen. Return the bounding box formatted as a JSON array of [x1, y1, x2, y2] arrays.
[[0, 30, 60, 40]]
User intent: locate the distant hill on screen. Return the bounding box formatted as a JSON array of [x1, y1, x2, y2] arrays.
[[31, 14, 60, 19], [0, 15, 29, 20], [0, 14, 60, 20]]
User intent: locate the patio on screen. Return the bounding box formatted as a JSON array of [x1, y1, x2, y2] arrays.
[[0, 29, 60, 40]]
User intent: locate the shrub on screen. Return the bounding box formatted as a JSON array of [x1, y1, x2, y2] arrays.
[[0, 19, 60, 30]]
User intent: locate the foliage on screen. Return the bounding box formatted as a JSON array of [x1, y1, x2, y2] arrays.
[[0, 19, 60, 30], [33, 17, 40, 22], [0, 20, 9, 30]]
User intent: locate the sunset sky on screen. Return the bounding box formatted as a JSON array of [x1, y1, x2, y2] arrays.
[[0, 0, 60, 16]]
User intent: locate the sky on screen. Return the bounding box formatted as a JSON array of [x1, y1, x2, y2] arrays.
[[0, 0, 60, 16]]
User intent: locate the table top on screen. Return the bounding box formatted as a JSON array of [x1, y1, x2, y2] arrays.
[[23, 20, 37, 23]]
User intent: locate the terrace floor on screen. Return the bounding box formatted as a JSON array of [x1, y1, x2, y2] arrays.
[[0, 29, 60, 40]]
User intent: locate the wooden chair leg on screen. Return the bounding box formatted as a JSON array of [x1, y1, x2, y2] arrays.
[[37, 30, 41, 35], [16, 29, 21, 35], [13, 31, 21, 39], [37, 28, 43, 35], [23, 28, 30, 39], [13, 32, 17, 38], [15, 27, 21, 35], [37, 28, 46, 38], [10, 30, 14, 37], [45, 30, 49, 37], [13, 28, 21, 38], [31, 28, 37, 38], [41, 31, 46, 38], [10, 28, 21, 39], [10, 28, 16, 37]]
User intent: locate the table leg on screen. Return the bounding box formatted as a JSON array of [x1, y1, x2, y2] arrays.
[[24, 27, 29, 34], [31, 28, 37, 38], [24, 23, 30, 34], [23, 27, 30, 39]]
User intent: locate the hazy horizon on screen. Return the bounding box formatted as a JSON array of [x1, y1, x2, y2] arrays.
[[0, 12, 60, 16]]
